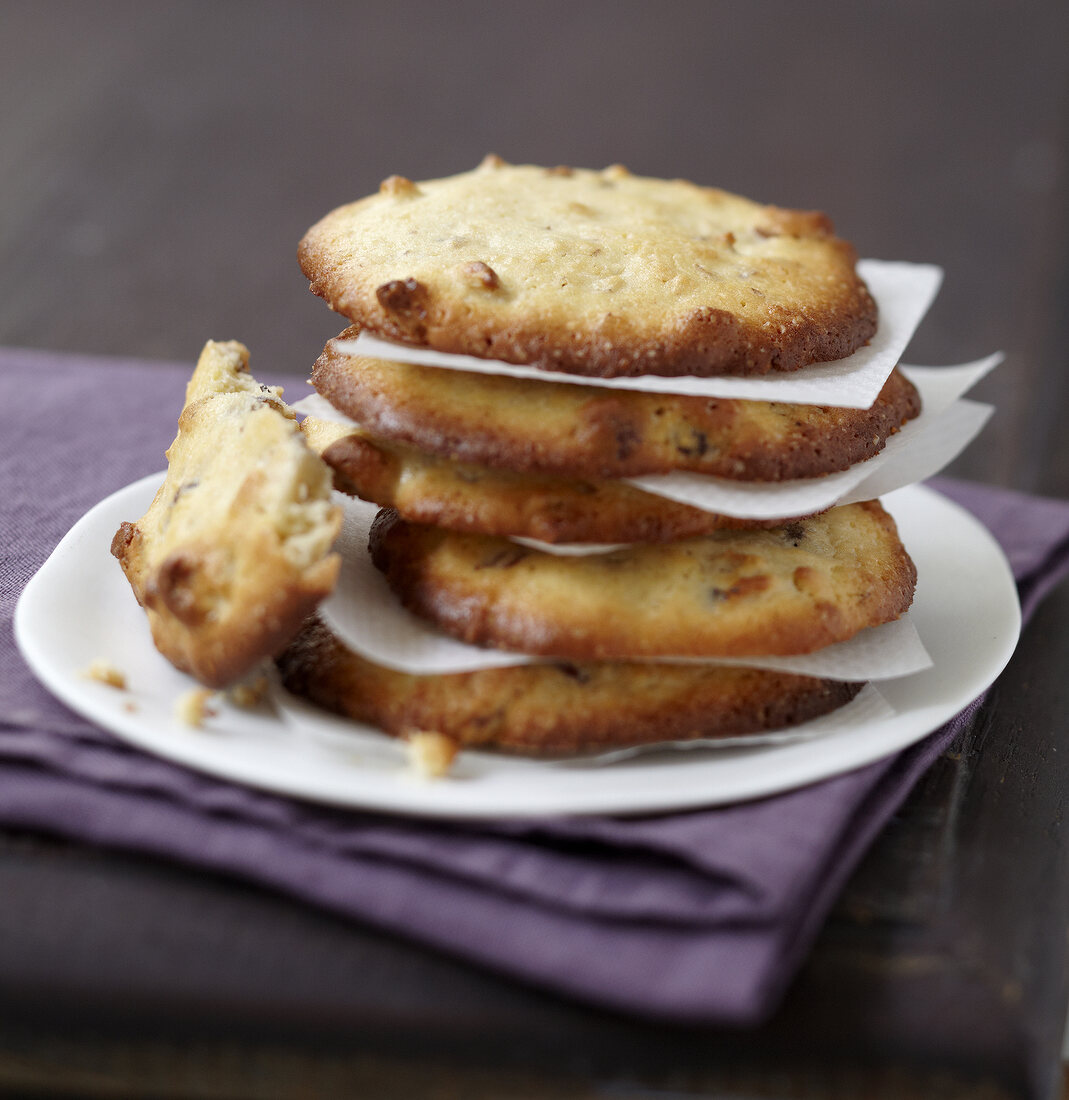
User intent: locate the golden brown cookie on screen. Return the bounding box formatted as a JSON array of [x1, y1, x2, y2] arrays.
[[311, 328, 920, 480], [369, 502, 916, 660], [276, 617, 863, 755], [112, 341, 342, 688], [301, 417, 804, 543], [299, 159, 876, 379]]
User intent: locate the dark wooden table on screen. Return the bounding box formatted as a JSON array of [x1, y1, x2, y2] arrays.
[[3, 3, 1068, 1097]]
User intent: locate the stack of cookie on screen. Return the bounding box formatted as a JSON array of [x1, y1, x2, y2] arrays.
[[277, 159, 920, 756]]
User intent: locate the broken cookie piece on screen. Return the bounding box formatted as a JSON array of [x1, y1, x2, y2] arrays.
[[112, 340, 342, 688]]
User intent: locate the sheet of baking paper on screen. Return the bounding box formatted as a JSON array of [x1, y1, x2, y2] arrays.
[[318, 495, 932, 681], [292, 392, 362, 425], [295, 351, 1000, 428], [627, 452, 888, 523], [332, 260, 943, 410], [319, 496, 534, 673], [901, 353, 1001, 415], [271, 679, 895, 761], [838, 399, 993, 505], [647, 615, 930, 679], [621, 360, 998, 523], [511, 538, 629, 555], [516, 409, 991, 556]]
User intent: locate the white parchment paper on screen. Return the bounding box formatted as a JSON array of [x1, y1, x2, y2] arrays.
[[317, 495, 932, 681], [627, 393, 994, 520], [333, 260, 943, 409], [623, 357, 999, 519]]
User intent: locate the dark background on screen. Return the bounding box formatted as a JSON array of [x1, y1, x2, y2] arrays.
[[3, 0, 1068, 497]]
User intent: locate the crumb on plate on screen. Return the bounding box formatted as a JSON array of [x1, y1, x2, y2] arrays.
[[228, 675, 269, 708], [176, 688, 216, 728], [405, 730, 459, 779], [83, 659, 126, 690]]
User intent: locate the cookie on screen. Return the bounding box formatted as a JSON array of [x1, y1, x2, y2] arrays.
[[311, 329, 920, 480], [112, 341, 342, 688], [299, 159, 876, 379], [369, 502, 916, 660], [301, 417, 803, 543], [276, 617, 863, 755]]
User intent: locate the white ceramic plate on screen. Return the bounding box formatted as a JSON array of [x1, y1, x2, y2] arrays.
[[15, 477, 1020, 818]]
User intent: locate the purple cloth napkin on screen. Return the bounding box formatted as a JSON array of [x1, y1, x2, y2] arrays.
[[3, 347, 1069, 1026]]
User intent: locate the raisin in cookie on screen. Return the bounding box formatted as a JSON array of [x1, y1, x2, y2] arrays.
[[299, 159, 876, 379], [311, 328, 919, 480], [112, 341, 341, 687], [277, 617, 863, 755], [369, 502, 916, 660]]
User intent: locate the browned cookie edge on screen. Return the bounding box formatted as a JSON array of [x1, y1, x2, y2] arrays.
[[276, 617, 864, 755]]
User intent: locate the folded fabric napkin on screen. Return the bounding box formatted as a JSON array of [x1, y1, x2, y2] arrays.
[[3, 347, 1069, 1025]]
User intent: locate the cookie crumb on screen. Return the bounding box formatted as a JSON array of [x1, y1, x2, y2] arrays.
[[405, 730, 459, 779], [176, 688, 216, 728], [228, 675, 268, 708], [83, 659, 126, 690]]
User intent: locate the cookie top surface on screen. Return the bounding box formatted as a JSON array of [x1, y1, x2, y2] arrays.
[[299, 159, 877, 379], [369, 501, 916, 661], [277, 617, 862, 755], [302, 418, 801, 543], [311, 328, 921, 480], [111, 341, 342, 687]]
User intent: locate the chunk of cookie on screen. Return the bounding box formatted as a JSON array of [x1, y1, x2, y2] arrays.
[[276, 618, 863, 755], [301, 417, 805, 543], [112, 341, 342, 688], [311, 329, 920, 480], [369, 502, 916, 660], [299, 160, 876, 379]]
